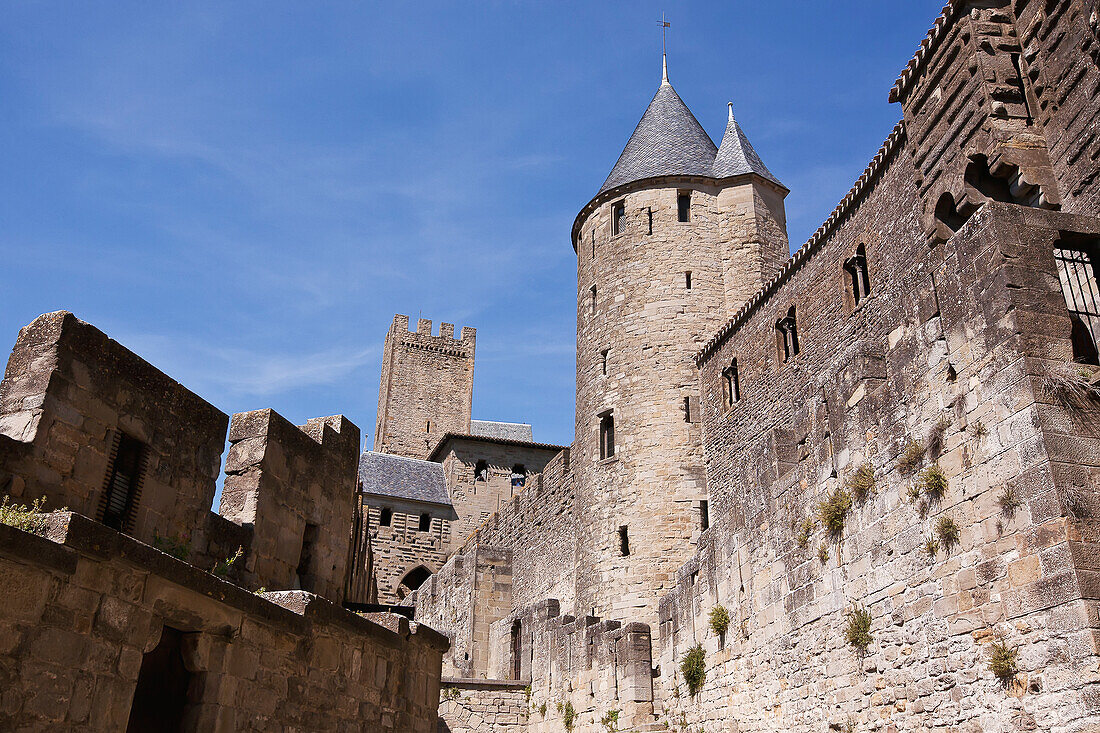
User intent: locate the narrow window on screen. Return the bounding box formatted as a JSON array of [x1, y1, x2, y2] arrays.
[[425, 419, 431, 432], [601, 349, 609, 376], [99, 433, 146, 532], [700, 500, 710, 531], [511, 464, 527, 489], [647, 207, 653, 235], [776, 307, 800, 362], [379, 507, 393, 527], [844, 244, 871, 305], [683, 396, 692, 423], [511, 620, 523, 680], [722, 358, 741, 407], [590, 285, 597, 315], [618, 526, 630, 556], [475, 460, 489, 482], [677, 192, 691, 222], [599, 410, 615, 460], [125, 627, 194, 731], [1055, 239, 1100, 365], [296, 523, 318, 591], [419, 512, 432, 532], [591, 229, 596, 259], [612, 201, 625, 235]]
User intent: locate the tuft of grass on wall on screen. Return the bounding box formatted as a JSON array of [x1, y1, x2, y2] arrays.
[[923, 536, 940, 558], [817, 488, 853, 542], [927, 416, 951, 457], [897, 439, 925, 473], [847, 463, 876, 504], [818, 543, 830, 564], [680, 645, 706, 697], [936, 515, 961, 553], [998, 486, 1022, 518], [917, 464, 949, 504]]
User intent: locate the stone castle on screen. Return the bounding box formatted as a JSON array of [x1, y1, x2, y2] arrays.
[[3, 1, 1100, 731]]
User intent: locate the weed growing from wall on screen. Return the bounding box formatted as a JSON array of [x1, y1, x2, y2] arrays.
[[0, 495, 54, 536], [844, 605, 873, 653], [927, 416, 951, 456], [818, 488, 853, 542], [988, 639, 1019, 686], [708, 605, 730, 638], [681, 645, 706, 697], [797, 517, 816, 549], [998, 487, 1021, 518], [923, 536, 940, 558], [601, 709, 620, 732], [847, 463, 875, 504], [897, 439, 925, 473], [212, 546, 243, 578], [936, 516, 961, 553], [818, 543, 830, 564], [918, 464, 948, 504]]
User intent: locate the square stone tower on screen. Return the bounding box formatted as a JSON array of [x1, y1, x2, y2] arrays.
[[373, 314, 475, 459]]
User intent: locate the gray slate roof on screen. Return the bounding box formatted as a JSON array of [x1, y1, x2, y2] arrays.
[[358, 451, 451, 507], [470, 420, 534, 442], [712, 106, 784, 188], [599, 80, 718, 194]]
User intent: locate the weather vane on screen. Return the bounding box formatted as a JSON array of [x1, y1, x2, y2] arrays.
[[659, 13, 670, 82]]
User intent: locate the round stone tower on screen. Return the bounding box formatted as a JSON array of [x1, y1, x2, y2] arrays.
[[571, 61, 790, 627]]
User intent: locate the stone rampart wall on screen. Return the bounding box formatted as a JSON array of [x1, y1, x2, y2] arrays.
[[0, 513, 446, 732]]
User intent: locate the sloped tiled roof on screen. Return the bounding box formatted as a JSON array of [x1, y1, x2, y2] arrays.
[[598, 80, 719, 194], [358, 451, 451, 507], [712, 104, 784, 188], [470, 420, 534, 442]]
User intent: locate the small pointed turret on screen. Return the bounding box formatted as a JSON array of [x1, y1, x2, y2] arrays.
[[712, 102, 784, 188], [662, 53, 669, 85]]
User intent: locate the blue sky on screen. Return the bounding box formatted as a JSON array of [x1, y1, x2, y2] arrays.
[[1, 1, 944, 452]]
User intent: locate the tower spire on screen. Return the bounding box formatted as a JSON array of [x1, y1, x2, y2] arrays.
[[659, 13, 670, 84]]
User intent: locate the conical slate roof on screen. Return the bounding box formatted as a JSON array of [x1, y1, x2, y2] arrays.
[[598, 78, 719, 194], [712, 103, 783, 187]]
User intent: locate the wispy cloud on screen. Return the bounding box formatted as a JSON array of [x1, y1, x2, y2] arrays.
[[119, 333, 378, 398]]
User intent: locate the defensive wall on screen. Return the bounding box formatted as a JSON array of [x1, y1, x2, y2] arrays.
[[0, 310, 447, 731]]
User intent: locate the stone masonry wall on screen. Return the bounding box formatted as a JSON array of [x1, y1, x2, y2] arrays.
[[439, 437, 564, 554], [374, 315, 475, 460], [219, 408, 360, 604], [438, 679, 529, 733], [572, 178, 788, 631], [0, 311, 228, 550], [660, 115, 1100, 732], [364, 496, 452, 604], [0, 513, 446, 732]]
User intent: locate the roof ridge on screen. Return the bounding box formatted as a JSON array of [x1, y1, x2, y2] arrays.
[[889, 2, 962, 103], [697, 120, 907, 363], [361, 450, 441, 467]]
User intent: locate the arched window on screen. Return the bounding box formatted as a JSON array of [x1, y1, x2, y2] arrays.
[[418, 512, 432, 532], [776, 307, 800, 362], [379, 507, 392, 527], [844, 244, 871, 305], [474, 460, 489, 482], [397, 565, 432, 600], [599, 410, 615, 460], [511, 464, 527, 489], [722, 358, 740, 407]]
